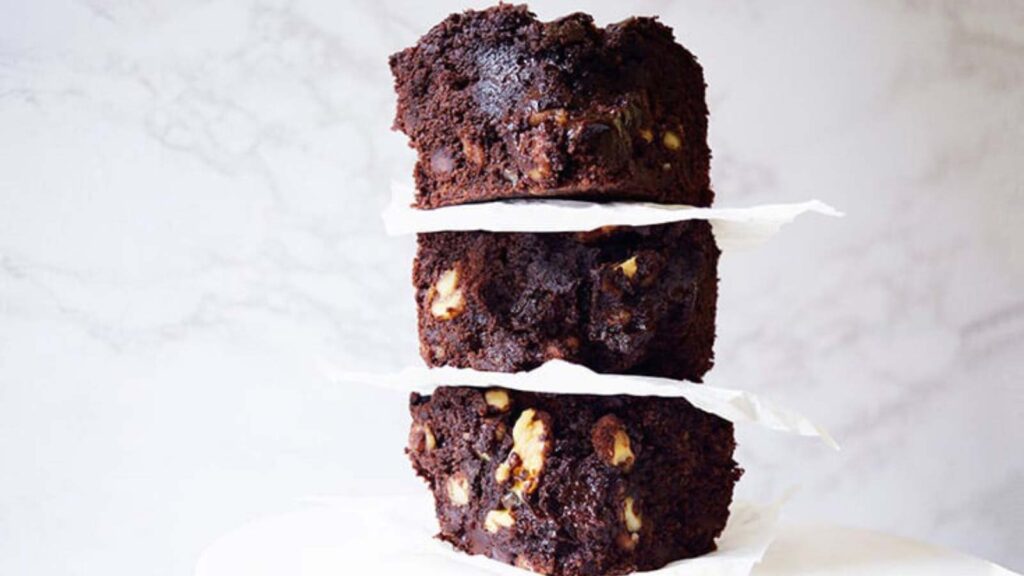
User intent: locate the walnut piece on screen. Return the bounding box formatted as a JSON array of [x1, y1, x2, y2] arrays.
[[495, 461, 511, 484], [617, 496, 643, 551], [617, 532, 639, 551], [528, 108, 568, 127], [624, 496, 642, 533], [611, 432, 634, 468], [495, 409, 551, 497], [446, 473, 470, 506], [527, 165, 551, 182], [662, 130, 682, 150], [591, 414, 635, 471], [484, 389, 511, 412], [484, 509, 515, 533], [616, 256, 638, 279], [424, 425, 436, 451], [460, 134, 485, 167], [429, 268, 465, 320], [409, 422, 436, 452]]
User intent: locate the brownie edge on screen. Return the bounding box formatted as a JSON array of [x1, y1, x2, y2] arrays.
[[408, 387, 742, 576], [390, 4, 712, 208]]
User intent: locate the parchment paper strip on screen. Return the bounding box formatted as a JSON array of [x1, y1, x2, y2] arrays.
[[323, 359, 839, 450]]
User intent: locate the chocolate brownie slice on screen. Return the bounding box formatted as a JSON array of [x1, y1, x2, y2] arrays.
[[414, 221, 718, 381], [390, 4, 712, 208], [408, 387, 741, 575]]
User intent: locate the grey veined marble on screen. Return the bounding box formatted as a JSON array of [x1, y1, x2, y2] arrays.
[[0, 1, 1021, 575]]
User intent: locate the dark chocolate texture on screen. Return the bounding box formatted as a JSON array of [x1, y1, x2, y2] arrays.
[[408, 387, 741, 575], [415, 221, 718, 382], [390, 5, 712, 208]]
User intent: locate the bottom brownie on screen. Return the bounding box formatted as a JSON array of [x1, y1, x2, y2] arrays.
[[407, 387, 742, 575]]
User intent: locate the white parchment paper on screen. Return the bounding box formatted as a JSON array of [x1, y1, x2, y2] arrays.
[[196, 494, 783, 576], [196, 493, 1018, 576], [382, 182, 842, 250], [324, 359, 838, 449]]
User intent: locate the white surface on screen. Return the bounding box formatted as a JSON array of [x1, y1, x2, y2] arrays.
[[194, 495, 782, 576], [1, 1, 1022, 576], [329, 360, 838, 448], [753, 526, 1019, 576], [192, 499, 1018, 576]]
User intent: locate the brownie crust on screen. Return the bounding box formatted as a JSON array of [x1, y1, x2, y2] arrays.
[[390, 4, 712, 208], [408, 387, 741, 575], [414, 221, 719, 381]]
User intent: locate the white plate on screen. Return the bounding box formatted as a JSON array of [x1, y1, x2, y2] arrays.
[[753, 524, 1018, 576], [193, 495, 1018, 576], [195, 495, 777, 576]]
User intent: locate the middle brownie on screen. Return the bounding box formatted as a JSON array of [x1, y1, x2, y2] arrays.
[[414, 220, 718, 381]]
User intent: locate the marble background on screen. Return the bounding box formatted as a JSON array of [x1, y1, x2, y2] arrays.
[[1, 1, 1022, 575]]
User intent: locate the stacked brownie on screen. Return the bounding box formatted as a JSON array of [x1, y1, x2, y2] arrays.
[[413, 222, 719, 382], [391, 5, 741, 575]]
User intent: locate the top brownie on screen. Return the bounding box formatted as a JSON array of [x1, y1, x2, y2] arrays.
[[390, 4, 712, 208]]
